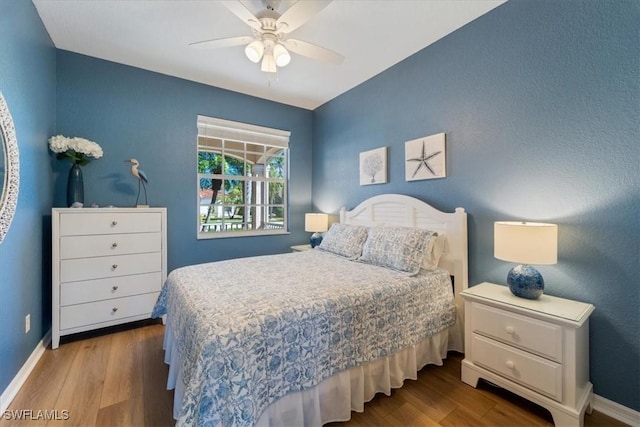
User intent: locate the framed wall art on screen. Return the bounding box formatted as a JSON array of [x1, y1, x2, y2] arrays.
[[405, 132, 446, 181], [359, 146, 387, 185]]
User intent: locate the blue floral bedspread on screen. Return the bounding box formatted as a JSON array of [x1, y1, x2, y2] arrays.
[[152, 249, 456, 426]]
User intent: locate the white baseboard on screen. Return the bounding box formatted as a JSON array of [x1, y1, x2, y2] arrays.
[[0, 329, 52, 413], [593, 394, 640, 426]]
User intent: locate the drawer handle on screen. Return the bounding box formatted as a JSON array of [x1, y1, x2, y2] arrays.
[[111, 242, 118, 248], [111, 221, 118, 227], [112, 286, 119, 291], [112, 264, 118, 270], [111, 307, 118, 313], [506, 360, 515, 369], [505, 326, 515, 335]]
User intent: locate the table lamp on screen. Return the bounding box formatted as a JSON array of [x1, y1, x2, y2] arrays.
[[494, 221, 558, 299], [305, 213, 329, 248]]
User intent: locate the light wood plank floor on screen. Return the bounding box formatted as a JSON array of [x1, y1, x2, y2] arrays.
[[1, 321, 627, 427]]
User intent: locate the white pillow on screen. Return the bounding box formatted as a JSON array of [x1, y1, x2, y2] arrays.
[[422, 233, 446, 270]]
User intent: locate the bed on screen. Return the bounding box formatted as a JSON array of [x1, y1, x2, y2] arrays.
[[152, 194, 468, 426]]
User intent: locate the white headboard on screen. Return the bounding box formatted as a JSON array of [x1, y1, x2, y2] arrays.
[[340, 193, 469, 303]]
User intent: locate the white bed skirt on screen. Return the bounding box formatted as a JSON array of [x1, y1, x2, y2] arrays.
[[163, 308, 463, 427]]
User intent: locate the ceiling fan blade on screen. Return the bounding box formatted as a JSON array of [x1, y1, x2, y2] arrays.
[[283, 39, 344, 65], [276, 0, 332, 34], [223, 1, 262, 31], [189, 36, 254, 50]]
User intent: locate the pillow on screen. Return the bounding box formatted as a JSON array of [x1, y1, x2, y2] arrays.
[[360, 226, 438, 275], [422, 233, 447, 270], [317, 223, 369, 259]]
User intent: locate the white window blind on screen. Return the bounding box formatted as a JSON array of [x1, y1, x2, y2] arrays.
[[197, 116, 290, 147]]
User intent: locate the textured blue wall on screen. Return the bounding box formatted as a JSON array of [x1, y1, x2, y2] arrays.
[[0, 1, 56, 392], [55, 52, 313, 271], [313, 0, 639, 410]]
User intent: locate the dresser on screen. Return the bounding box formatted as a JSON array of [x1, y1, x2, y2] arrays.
[[461, 283, 594, 427], [52, 207, 167, 349]]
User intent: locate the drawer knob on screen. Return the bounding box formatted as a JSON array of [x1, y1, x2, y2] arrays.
[[111, 242, 118, 248], [111, 221, 118, 227], [505, 326, 515, 335], [112, 264, 118, 270], [506, 360, 515, 369], [112, 286, 119, 291], [112, 307, 118, 313]]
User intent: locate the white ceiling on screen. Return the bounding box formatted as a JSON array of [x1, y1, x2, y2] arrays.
[[33, 0, 505, 110]]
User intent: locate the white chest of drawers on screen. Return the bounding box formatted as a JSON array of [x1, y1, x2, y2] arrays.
[[461, 282, 594, 427], [52, 207, 167, 349]]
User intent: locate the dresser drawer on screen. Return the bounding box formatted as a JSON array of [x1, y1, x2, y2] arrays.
[[60, 272, 162, 306], [59, 212, 161, 236], [471, 303, 563, 362], [60, 232, 161, 259], [471, 334, 563, 401], [60, 252, 161, 283], [60, 292, 159, 331]]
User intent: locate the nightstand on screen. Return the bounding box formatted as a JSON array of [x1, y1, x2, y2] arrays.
[[461, 282, 594, 427], [291, 244, 312, 252]]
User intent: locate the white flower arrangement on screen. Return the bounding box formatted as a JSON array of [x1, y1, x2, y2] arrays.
[[48, 135, 103, 166]]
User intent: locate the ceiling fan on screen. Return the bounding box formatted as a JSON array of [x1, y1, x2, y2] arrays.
[[190, 0, 344, 73]]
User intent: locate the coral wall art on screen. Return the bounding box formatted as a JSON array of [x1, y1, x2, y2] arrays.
[[359, 146, 388, 185]]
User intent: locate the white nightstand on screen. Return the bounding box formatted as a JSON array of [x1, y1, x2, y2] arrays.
[[461, 282, 594, 427], [291, 244, 312, 252]]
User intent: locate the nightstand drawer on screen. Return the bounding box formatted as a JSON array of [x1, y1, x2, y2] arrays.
[[471, 334, 563, 401], [471, 303, 563, 362]]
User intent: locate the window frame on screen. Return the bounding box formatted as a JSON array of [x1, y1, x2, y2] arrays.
[[196, 116, 291, 240]]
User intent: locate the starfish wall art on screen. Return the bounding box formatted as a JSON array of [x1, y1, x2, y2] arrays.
[[405, 133, 446, 181]]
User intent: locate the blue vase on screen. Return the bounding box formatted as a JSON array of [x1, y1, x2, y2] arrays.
[[67, 163, 84, 207], [507, 264, 544, 299], [310, 232, 323, 248]]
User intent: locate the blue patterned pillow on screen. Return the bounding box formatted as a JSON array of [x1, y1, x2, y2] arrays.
[[317, 223, 369, 259], [360, 226, 438, 275]]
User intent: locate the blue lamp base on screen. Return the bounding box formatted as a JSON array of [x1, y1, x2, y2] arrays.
[[310, 232, 323, 248], [507, 264, 544, 299]]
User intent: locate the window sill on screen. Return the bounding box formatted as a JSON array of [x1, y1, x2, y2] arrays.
[[197, 230, 290, 240]]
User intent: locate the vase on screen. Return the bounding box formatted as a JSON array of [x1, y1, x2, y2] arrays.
[[66, 163, 84, 207]]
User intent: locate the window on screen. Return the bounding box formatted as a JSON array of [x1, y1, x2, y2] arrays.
[[197, 116, 290, 239]]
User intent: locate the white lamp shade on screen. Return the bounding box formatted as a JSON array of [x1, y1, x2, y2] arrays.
[[494, 221, 558, 265], [305, 213, 329, 233], [273, 44, 291, 67], [245, 40, 264, 63]]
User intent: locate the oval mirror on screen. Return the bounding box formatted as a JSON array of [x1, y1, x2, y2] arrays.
[[0, 91, 19, 242]]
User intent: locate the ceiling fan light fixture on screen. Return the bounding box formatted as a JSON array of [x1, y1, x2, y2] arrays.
[[273, 43, 291, 67], [261, 52, 277, 73], [245, 40, 264, 63]]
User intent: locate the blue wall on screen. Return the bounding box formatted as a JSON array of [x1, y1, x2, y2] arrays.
[[0, 1, 56, 392], [313, 0, 639, 410], [55, 52, 314, 271]]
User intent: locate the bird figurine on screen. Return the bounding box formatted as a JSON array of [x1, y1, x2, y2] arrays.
[[124, 158, 149, 206]]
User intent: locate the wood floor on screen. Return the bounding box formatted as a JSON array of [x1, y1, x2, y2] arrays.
[[1, 321, 627, 427]]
